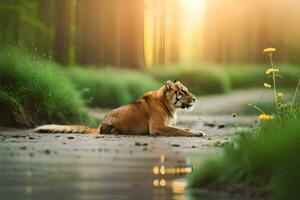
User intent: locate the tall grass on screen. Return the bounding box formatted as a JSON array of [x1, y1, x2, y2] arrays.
[[66, 67, 160, 108], [189, 48, 300, 199], [150, 64, 300, 96], [189, 115, 300, 199], [67, 64, 300, 109], [0, 47, 299, 127], [0, 48, 92, 127], [0, 91, 27, 127], [150, 64, 231, 95], [226, 64, 300, 89]]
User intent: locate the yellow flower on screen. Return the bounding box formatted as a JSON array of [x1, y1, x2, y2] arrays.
[[277, 92, 283, 97], [265, 68, 279, 75], [258, 114, 273, 120], [263, 47, 276, 54], [263, 83, 271, 88]]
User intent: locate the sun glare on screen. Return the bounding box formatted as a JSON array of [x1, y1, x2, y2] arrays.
[[144, 0, 206, 67], [178, 0, 206, 64], [180, 0, 206, 18]]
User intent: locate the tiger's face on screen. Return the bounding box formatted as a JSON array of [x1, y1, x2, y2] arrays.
[[164, 80, 196, 109]]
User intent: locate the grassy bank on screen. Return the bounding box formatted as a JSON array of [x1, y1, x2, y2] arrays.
[[151, 64, 300, 95], [226, 64, 300, 89], [189, 49, 300, 199], [66, 67, 160, 108], [189, 115, 300, 199], [66, 64, 300, 108], [0, 48, 92, 127], [1, 48, 299, 127], [150, 65, 231, 95]]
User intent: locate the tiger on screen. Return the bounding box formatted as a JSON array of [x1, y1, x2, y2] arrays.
[[35, 80, 205, 137]]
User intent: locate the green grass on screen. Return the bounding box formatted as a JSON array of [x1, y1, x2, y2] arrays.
[[189, 114, 300, 199], [0, 91, 27, 127], [66, 67, 160, 108], [0, 47, 299, 127], [226, 64, 300, 89], [150, 64, 231, 95], [0, 48, 92, 127], [150, 63, 300, 96]]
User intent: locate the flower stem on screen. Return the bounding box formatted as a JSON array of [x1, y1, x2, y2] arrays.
[[253, 105, 265, 114], [258, 87, 266, 104], [291, 79, 300, 112], [269, 54, 279, 115]]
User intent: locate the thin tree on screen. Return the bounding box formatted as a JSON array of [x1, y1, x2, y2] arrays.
[[54, 0, 71, 65]]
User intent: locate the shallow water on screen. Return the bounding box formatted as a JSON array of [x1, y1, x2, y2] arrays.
[[0, 130, 207, 200], [1, 90, 263, 200]]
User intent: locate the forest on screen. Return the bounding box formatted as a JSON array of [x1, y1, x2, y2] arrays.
[[0, 1, 300, 199], [2, 0, 300, 68]]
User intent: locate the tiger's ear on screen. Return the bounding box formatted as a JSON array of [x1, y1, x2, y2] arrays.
[[164, 80, 173, 96], [165, 80, 174, 91]]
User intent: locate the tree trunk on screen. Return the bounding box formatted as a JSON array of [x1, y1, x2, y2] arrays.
[[75, 0, 145, 69], [37, 0, 55, 55], [119, 0, 145, 69], [54, 0, 71, 65]]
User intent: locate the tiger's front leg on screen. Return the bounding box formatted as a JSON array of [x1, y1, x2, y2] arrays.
[[183, 128, 206, 136], [149, 123, 204, 137]]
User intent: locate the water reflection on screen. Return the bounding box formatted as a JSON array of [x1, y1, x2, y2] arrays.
[[153, 166, 160, 175], [153, 165, 192, 175], [153, 179, 167, 187], [152, 154, 192, 198], [152, 154, 192, 176], [25, 186, 32, 195], [172, 179, 187, 194], [0, 135, 201, 200]]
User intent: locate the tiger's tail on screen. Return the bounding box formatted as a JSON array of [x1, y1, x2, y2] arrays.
[[34, 124, 100, 134]]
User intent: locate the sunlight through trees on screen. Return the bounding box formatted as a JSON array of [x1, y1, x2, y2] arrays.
[[1, 0, 300, 67]]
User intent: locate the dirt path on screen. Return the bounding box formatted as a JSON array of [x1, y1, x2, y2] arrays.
[[0, 90, 265, 200]]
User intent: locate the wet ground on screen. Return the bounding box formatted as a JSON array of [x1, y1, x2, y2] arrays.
[[0, 90, 269, 200]]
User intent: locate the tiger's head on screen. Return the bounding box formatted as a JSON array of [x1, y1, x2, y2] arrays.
[[163, 80, 196, 110]]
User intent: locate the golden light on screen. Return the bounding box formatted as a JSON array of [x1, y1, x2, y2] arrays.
[[178, 0, 206, 64], [144, 0, 206, 67], [180, 0, 206, 16], [160, 166, 165, 175], [153, 179, 167, 187], [172, 179, 187, 194], [160, 154, 165, 163], [153, 166, 159, 175], [159, 179, 167, 187], [153, 179, 160, 187]]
